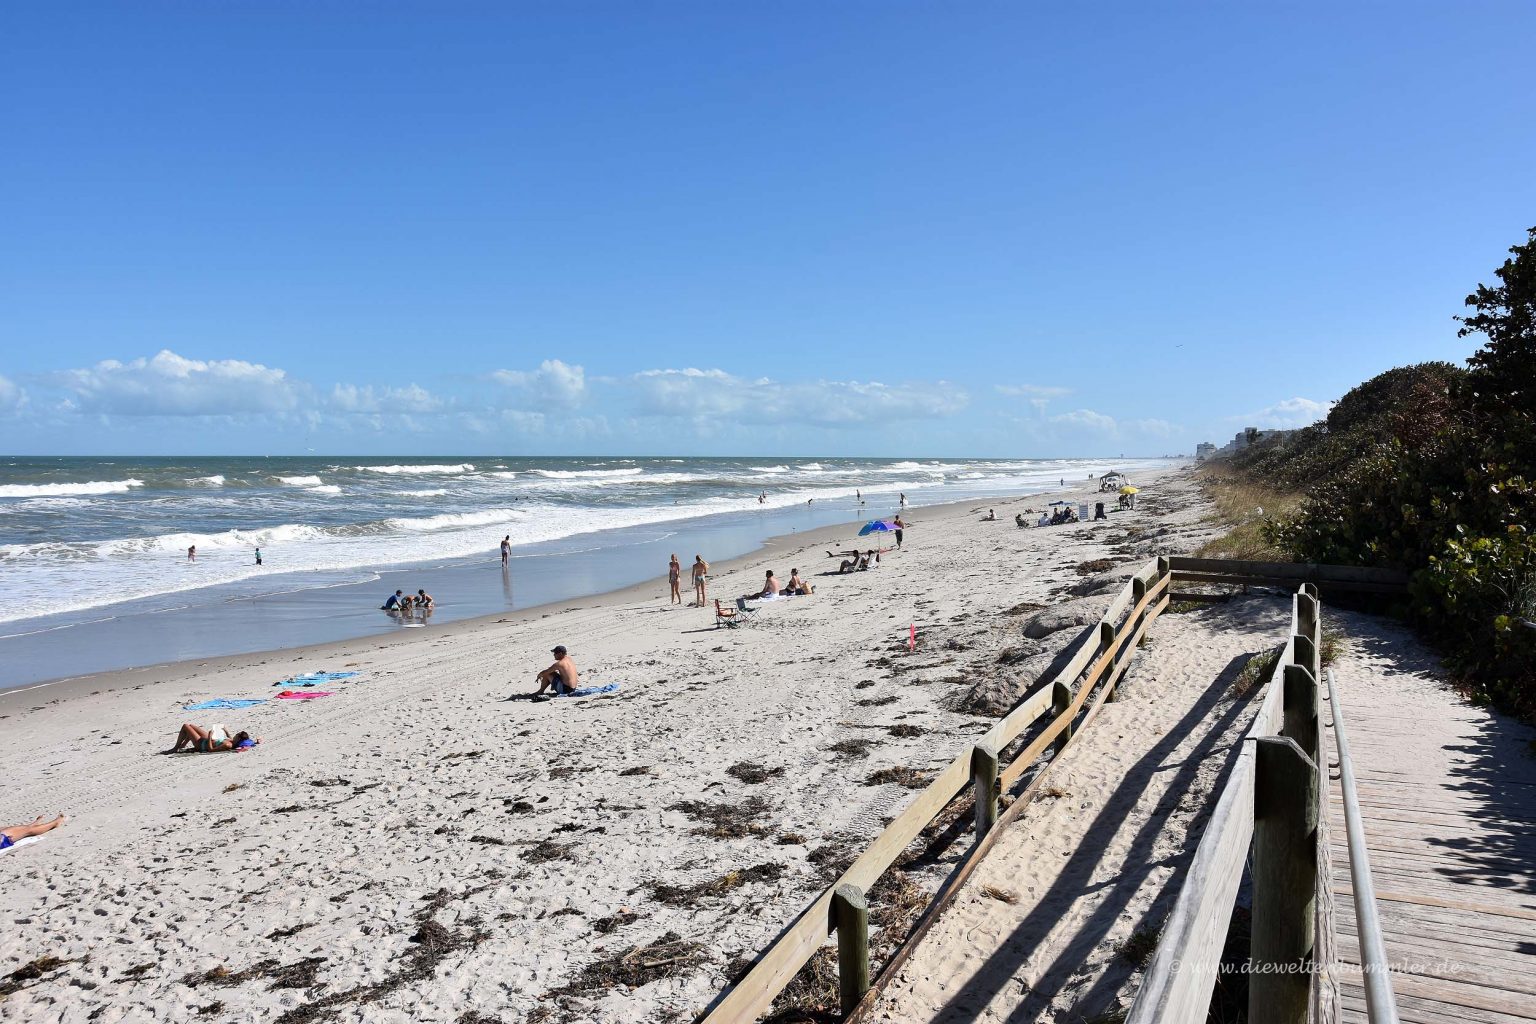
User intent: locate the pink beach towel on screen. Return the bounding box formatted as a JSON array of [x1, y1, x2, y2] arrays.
[[275, 690, 333, 700]]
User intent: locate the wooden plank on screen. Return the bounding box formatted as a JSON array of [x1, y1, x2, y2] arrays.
[[1336, 929, 1536, 982], [1169, 571, 1407, 593], [1165, 557, 1410, 585], [1127, 746, 1257, 1024], [1340, 990, 1535, 1024], [1389, 973, 1536, 1018], [1339, 884, 1536, 924]]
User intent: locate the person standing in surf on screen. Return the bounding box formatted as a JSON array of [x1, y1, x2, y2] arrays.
[[500, 535, 511, 567], [254, 547, 262, 566]]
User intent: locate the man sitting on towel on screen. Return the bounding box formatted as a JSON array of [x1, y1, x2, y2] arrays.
[[534, 645, 579, 696]]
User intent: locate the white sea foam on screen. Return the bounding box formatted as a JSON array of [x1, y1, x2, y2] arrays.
[[395, 488, 449, 497], [310, 484, 343, 495], [530, 468, 644, 480], [275, 475, 325, 487], [191, 475, 226, 486], [749, 465, 788, 472], [796, 463, 824, 471], [356, 463, 476, 475], [0, 479, 144, 498]]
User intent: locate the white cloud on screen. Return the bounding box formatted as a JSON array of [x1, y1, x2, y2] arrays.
[[330, 382, 442, 414], [54, 349, 304, 416], [632, 368, 967, 426], [492, 359, 587, 407], [996, 384, 1071, 399], [0, 374, 24, 414], [1127, 417, 1177, 438], [1051, 408, 1118, 434], [1239, 397, 1332, 429]]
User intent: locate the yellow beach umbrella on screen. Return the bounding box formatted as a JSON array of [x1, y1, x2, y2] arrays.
[[1120, 485, 1139, 494]]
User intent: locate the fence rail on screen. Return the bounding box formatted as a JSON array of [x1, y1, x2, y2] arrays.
[[695, 556, 1173, 1023], [1126, 579, 1403, 1024]]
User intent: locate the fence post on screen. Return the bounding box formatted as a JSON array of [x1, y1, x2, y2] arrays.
[[1098, 619, 1118, 701], [972, 739, 1000, 836], [1294, 634, 1320, 683], [832, 883, 870, 1015], [1251, 736, 1319, 1024], [1282, 664, 1320, 766], [1051, 680, 1073, 754], [1297, 591, 1320, 644]]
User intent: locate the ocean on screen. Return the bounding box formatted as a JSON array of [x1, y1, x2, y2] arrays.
[[0, 455, 1170, 688]]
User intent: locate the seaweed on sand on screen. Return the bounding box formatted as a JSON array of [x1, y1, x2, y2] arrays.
[[650, 863, 786, 905], [726, 762, 786, 784], [667, 795, 772, 838], [547, 931, 706, 997]]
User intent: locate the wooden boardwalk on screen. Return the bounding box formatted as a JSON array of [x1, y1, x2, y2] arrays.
[[1327, 616, 1536, 1024]]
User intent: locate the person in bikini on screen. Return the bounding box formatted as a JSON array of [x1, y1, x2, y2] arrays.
[[163, 724, 261, 754], [668, 554, 682, 604], [534, 645, 579, 696], [692, 556, 709, 606], [783, 568, 813, 595]]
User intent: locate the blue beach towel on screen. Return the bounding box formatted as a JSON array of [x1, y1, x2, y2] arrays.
[[557, 683, 620, 698], [275, 671, 360, 687], [185, 698, 267, 711]]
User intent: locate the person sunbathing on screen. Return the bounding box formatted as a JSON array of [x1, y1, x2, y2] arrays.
[[1, 814, 68, 851], [754, 570, 781, 598], [783, 569, 813, 595], [164, 724, 261, 754], [839, 553, 859, 573]]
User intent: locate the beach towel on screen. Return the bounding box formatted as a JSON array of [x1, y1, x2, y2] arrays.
[[184, 698, 267, 711], [557, 683, 620, 698], [0, 836, 44, 856], [276, 671, 359, 687], [275, 690, 334, 700]]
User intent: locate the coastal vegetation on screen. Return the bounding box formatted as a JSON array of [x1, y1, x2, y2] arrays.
[[1220, 227, 1536, 719]]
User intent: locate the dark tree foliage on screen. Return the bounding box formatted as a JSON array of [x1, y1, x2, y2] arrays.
[[1235, 230, 1536, 719]]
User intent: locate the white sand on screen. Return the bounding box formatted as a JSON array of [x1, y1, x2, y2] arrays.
[[0, 466, 1213, 1023]]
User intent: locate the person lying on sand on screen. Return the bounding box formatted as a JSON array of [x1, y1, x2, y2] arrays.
[[534, 645, 579, 696], [1, 814, 68, 851], [163, 724, 261, 754]]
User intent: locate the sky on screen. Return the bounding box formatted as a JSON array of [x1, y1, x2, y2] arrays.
[[1, 3, 1533, 458]]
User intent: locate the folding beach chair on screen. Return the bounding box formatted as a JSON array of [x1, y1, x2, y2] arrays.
[[735, 597, 761, 621], [714, 599, 742, 628]]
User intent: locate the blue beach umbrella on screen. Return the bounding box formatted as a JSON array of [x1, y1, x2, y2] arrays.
[[857, 520, 892, 537]]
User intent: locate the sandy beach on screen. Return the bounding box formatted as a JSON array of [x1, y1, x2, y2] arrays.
[[1, 464, 1214, 1023]]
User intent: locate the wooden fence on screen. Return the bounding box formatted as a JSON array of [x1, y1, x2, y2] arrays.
[[694, 555, 1174, 1023]]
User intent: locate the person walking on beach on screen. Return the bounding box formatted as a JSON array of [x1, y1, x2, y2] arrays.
[[668, 554, 682, 604], [692, 555, 709, 607], [899, 492, 907, 508], [534, 645, 579, 696], [500, 535, 511, 566], [893, 515, 905, 549], [1, 813, 68, 851]]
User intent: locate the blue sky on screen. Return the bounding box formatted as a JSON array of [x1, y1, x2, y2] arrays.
[[2, 3, 1532, 457]]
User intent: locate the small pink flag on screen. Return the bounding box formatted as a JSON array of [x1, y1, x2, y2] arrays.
[[909, 624, 916, 651]]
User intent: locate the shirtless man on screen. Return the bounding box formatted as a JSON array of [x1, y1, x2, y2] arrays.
[[416, 588, 434, 609], [534, 645, 579, 696], [756, 570, 781, 599]]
